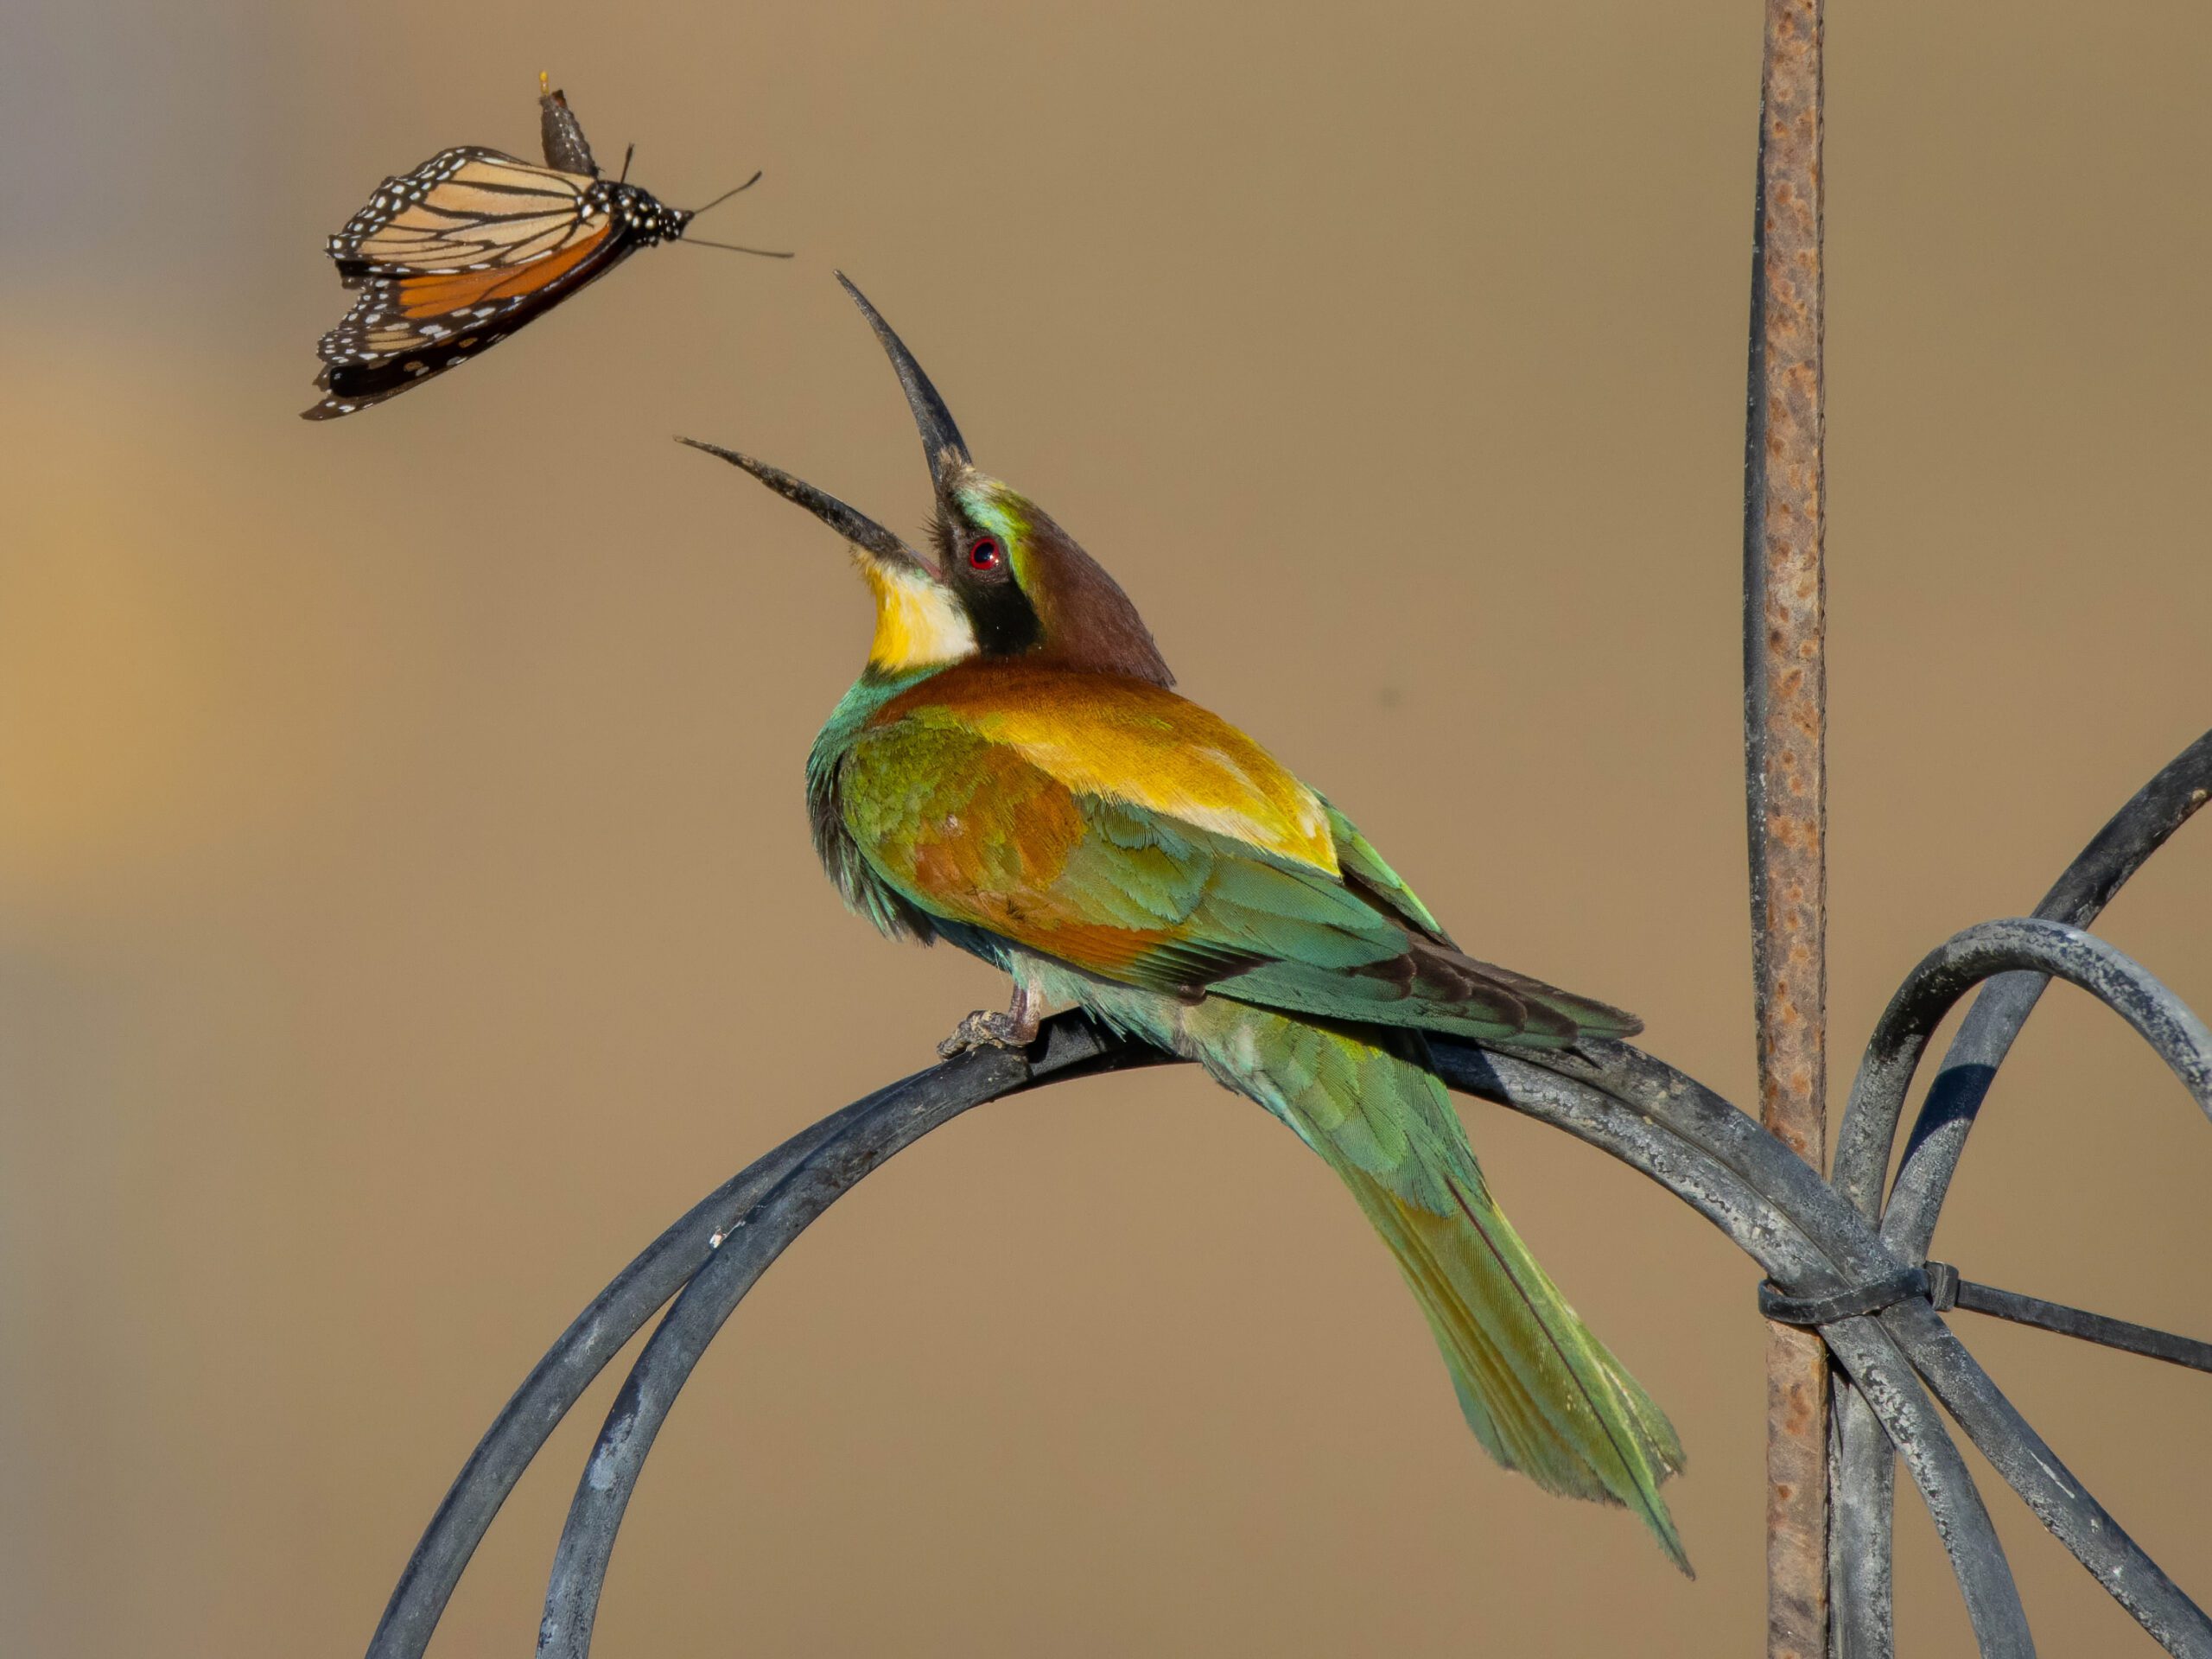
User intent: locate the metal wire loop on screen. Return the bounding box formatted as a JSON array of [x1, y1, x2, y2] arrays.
[[1758, 1268, 1930, 1325]]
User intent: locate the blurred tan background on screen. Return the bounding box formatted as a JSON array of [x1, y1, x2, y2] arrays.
[[3, 1, 2208, 1653]]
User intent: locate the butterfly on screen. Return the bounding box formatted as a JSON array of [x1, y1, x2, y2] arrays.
[[302, 78, 785, 421]]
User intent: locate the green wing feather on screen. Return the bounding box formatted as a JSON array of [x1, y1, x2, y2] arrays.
[[1319, 796, 1450, 941], [841, 718, 1637, 1046]]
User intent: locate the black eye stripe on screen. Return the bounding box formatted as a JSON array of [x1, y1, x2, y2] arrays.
[[963, 575, 1041, 658]]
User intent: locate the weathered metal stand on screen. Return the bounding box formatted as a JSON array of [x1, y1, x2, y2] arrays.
[[354, 6, 2210, 1649], [359, 733, 2211, 1659]]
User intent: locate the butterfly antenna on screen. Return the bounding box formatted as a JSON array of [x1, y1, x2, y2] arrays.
[[619, 143, 635, 185], [677, 237, 795, 259], [688, 171, 765, 219]]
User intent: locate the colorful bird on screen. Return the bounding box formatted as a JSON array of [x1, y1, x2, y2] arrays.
[[683, 275, 1689, 1570], [302, 77, 785, 420]]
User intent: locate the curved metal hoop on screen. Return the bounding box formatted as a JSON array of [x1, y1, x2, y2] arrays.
[[361, 732, 2212, 1659], [1827, 731, 2212, 1658]]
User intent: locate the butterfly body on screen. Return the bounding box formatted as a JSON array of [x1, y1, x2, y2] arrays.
[[302, 86, 740, 421]]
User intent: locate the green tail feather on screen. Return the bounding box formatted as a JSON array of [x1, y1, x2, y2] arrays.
[[1178, 998, 1691, 1573]]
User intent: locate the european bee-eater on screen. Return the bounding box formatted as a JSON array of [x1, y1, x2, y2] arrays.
[[685, 275, 1688, 1570]]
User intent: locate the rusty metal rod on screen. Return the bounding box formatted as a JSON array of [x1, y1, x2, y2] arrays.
[[1741, 3, 1828, 1655]]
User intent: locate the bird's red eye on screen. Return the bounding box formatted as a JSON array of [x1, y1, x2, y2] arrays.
[[967, 537, 1002, 571]]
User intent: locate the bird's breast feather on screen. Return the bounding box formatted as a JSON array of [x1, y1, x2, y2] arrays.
[[870, 666, 1339, 875]]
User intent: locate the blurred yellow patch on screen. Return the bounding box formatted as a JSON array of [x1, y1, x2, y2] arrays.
[[0, 340, 353, 921]]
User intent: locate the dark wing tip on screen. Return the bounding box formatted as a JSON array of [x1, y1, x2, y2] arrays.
[[1401, 938, 1644, 1044], [1559, 995, 1643, 1039]]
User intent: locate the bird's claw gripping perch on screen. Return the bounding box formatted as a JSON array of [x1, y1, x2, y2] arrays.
[[938, 986, 1041, 1057]]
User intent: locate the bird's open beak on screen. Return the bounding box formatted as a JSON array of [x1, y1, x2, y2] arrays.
[[675, 437, 936, 576], [679, 273, 973, 581], [832, 271, 971, 495]]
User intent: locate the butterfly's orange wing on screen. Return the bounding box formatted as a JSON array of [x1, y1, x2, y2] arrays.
[[302, 147, 670, 420]]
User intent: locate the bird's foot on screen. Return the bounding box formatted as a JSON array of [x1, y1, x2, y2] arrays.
[[938, 1001, 1040, 1058]]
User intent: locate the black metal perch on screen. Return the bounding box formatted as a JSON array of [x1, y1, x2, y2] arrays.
[[360, 731, 2211, 1659], [1827, 730, 2212, 1657]]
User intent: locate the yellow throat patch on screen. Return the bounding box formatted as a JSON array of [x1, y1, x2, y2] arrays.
[[860, 552, 976, 672]]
